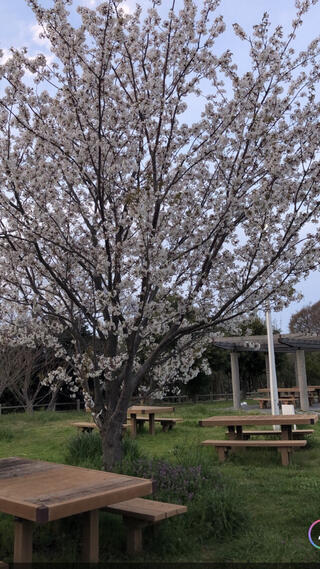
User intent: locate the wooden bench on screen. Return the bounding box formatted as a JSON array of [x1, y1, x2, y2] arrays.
[[228, 429, 314, 440], [128, 416, 183, 432], [253, 397, 296, 409], [103, 498, 187, 554], [71, 422, 129, 435], [0, 563, 8, 568], [201, 439, 307, 466]]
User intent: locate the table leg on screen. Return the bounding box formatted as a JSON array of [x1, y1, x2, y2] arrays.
[[278, 448, 290, 466], [137, 419, 146, 432], [81, 510, 99, 562], [281, 425, 292, 440], [217, 447, 228, 462], [14, 517, 33, 563], [130, 413, 137, 438], [227, 426, 236, 440], [124, 517, 146, 554], [236, 426, 243, 440], [149, 413, 155, 435]]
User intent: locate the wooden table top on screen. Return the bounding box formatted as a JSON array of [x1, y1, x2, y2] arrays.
[[128, 405, 174, 414], [199, 414, 318, 427], [0, 457, 152, 523]]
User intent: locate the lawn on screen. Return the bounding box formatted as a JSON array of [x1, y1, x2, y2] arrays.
[[0, 401, 320, 563]]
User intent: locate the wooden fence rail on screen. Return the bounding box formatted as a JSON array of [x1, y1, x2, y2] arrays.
[[0, 392, 259, 414]]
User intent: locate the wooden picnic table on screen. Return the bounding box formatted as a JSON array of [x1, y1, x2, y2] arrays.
[[0, 456, 152, 563], [127, 405, 175, 437], [257, 386, 317, 406], [199, 414, 318, 440], [257, 387, 317, 394]]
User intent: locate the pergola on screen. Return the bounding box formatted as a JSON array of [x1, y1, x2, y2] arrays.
[[212, 333, 320, 411]]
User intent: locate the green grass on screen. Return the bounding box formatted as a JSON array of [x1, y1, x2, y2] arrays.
[[0, 402, 320, 563]]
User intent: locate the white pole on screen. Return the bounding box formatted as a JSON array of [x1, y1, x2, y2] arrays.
[[265, 309, 280, 421]]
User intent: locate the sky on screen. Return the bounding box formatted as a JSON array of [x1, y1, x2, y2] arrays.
[[0, 0, 319, 333]]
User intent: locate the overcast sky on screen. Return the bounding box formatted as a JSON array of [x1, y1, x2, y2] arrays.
[[0, 0, 319, 333]]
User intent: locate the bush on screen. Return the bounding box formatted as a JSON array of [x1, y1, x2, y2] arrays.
[[116, 440, 248, 555], [64, 433, 248, 556], [0, 426, 14, 442], [64, 431, 103, 470]]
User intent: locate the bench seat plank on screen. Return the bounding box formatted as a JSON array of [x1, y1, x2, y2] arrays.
[[103, 498, 187, 555], [253, 397, 296, 409], [201, 439, 307, 466], [127, 417, 183, 422], [128, 417, 183, 433], [233, 429, 314, 439], [104, 497, 187, 521], [71, 422, 129, 433], [202, 439, 307, 447]]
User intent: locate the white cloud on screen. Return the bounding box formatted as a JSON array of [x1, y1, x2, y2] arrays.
[[78, 0, 98, 7], [30, 23, 51, 51], [120, 3, 132, 15], [0, 48, 12, 64], [77, 0, 132, 12]]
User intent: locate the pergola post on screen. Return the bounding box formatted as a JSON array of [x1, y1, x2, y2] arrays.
[[265, 355, 270, 389], [230, 352, 241, 410], [295, 350, 309, 411], [294, 356, 299, 387]]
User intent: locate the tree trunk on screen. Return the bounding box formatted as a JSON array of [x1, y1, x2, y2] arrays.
[[100, 419, 124, 471], [47, 388, 59, 411], [25, 400, 34, 413]]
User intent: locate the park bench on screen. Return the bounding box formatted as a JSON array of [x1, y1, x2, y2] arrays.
[[228, 429, 314, 440], [0, 562, 8, 568], [130, 416, 183, 432], [103, 498, 187, 554], [253, 397, 296, 409], [201, 439, 307, 466], [71, 422, 129, 435]]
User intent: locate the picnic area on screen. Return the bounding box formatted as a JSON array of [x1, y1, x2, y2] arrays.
[[0, 400, 320, 563]]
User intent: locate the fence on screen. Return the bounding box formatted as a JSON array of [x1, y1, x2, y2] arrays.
[[0, 392, 258, 414], [0, 399, 83, 415], [152, 392, 256, 404]]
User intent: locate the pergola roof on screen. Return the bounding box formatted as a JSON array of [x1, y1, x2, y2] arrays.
[[212, 333, 320, 353]]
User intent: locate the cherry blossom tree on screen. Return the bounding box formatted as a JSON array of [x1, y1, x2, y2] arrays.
[[0, 0, 320, 467]]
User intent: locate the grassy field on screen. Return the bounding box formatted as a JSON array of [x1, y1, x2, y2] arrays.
[[0, 401, 320, 563]]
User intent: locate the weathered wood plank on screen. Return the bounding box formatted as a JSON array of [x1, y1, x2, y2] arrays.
[[0, 457, 61, 479], [201, 439, 307, 447], [201, 439, 307, 466], [105, 498, 187, 521], [128, 406, 174, 414], [199, 414, 318, 426], [0, 458, 153, 522]]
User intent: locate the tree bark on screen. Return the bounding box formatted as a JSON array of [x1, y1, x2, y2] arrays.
[[100, 421, 124, 470], [46, 387, 59, 411], [97, 376, 134, 470]]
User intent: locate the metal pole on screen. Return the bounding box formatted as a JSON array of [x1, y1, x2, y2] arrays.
[[265, 309, 280, 419]]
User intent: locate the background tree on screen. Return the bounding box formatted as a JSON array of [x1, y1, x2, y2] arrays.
[[0, 347, 22, 403], [0, 0, 320, 467], [289, 300, 320, 335], [4, 344, 53, 412], [289, 300, 320, 384]]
